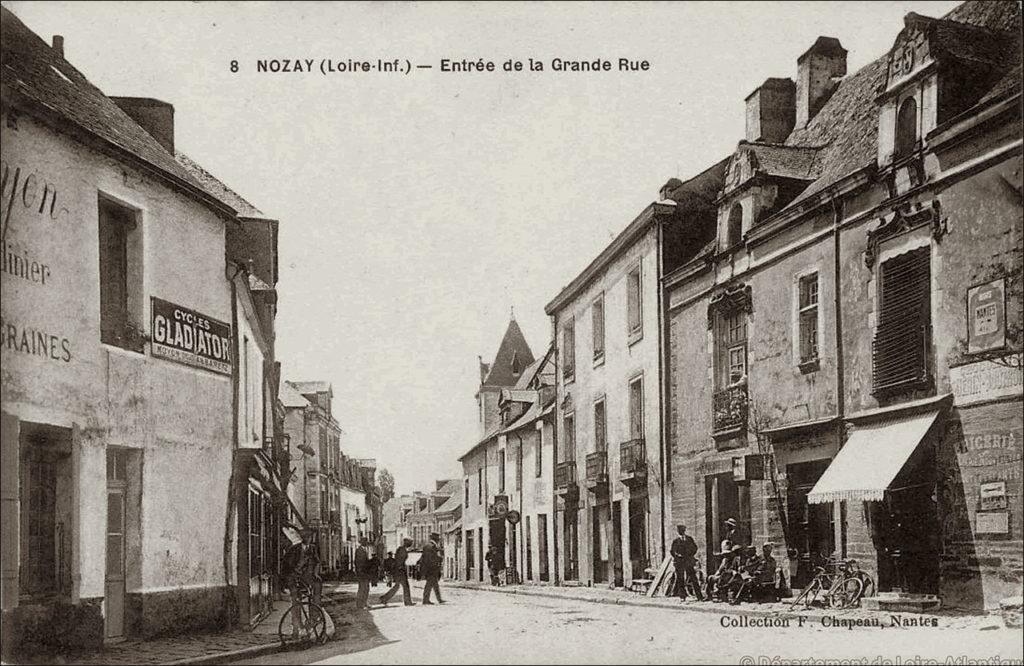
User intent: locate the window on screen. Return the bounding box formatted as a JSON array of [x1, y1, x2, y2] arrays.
[[627, 265, 642, 336], [873, 246, 931, 395], [477, 467, 483, 505], [716, 311, 748, 388], [562, 319, 575, 380], [515, 444, 522, 491], [538, 514, 550, 581], [592, 295, 605, 361], [248, 488, 263, 576], [798, 273, 820, 363], [628, 378, 644, 440], [22, 449, 57, 597], [464, 479, 470, 507], [726, 204, 743, 247], [98, 198, 141, 350], [563, 413, 576, 462], [498, 449, 506, 493], [593, 399, 607, 451], [895, 96, 918, 159], [535, 428, 543, 478]]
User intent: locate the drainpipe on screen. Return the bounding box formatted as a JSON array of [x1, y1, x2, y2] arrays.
[[551, 315, 561, 586], [655, 214, 668, 562], [832, 196, 847, 556], [223, 262, 245, 626]]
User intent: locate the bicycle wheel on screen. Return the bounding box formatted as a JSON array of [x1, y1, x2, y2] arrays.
[[278, 602, 328, 645], [829, 576, 864, 609], [798, 579, 823, 609]]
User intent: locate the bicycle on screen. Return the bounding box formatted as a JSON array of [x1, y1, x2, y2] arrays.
[[790, 558, 873, 609], [278, 578, 329, 647]]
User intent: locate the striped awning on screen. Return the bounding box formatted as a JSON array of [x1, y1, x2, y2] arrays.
[[807, 410, 940, 504]]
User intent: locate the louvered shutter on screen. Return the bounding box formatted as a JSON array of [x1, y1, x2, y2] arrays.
[[872, 247, 931, 394]]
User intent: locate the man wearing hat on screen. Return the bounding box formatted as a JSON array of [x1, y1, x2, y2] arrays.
[[705, 543, 742, 601], [282, 528, 323, 634], [669, 524, 702, 601], [723, 517, 744, 547], [379, 537, 414, 606], [354, 536, 372, 609], [421, 532, 445, 605]]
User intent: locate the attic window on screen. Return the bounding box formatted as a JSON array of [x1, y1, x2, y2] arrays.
[[726, 204, 743, 247], [894, 97, 918, 159], [511, 350, 520, 376]]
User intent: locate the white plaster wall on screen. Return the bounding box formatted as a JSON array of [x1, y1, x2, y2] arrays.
[[1, 116, 233, 601]]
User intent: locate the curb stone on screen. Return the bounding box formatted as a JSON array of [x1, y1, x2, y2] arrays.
[[164, 642, 284, 665]]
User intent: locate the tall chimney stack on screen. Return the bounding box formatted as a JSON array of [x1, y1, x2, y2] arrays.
[[51, 35, 64, 58], [110, 97, 175, 154], [745, 78, 796, 143], [796, 37, 847, 128]]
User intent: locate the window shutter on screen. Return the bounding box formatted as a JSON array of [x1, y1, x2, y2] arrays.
[[1, 413, 19, 609], [872, 247, 931, 394]]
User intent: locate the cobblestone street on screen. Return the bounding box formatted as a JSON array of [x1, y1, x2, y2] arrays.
[[232, 583, 1024, 665]]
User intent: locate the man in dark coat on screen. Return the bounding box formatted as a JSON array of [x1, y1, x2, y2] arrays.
[[354, 537, 371, 609], [670, 524, 703, 601], [421, 532, 445, 605], [379, 538, 414, 606], [382, 551, 396, 586]]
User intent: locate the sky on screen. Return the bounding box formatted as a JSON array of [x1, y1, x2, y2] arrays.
[[5, 0, 961, 495]]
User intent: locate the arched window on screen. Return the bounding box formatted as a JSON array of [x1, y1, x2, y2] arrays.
[[726, 204, 744, 247], [895, 96, 918, 158]]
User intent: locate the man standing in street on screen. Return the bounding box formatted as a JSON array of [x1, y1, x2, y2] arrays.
[[354, 537, 371, 609], [379, 537, 413, 606], [421, 532, 445, 605], [670, 524, 703, 601], [282, 528, 323, 636]]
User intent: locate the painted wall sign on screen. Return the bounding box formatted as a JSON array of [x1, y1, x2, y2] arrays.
[[979, 481, 1008, 511], [151, 297, 232, 375], [974, 511, 1009, 535], [967, 278, 1006, 354], [949, 355, 1022, 406]]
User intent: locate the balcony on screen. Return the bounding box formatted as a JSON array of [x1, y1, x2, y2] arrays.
[[554, 460, 578, 499], [619, 438, 647, 488], [713, 383, 748, 437], [585, 451, 608, 494]]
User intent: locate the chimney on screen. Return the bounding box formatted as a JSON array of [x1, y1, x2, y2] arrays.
[[110, 97, 175, 154], [51, 35, 64, 58], [796, 37, 847, 128], [745, 78, 796, 143], [659, 178, 683, 200]]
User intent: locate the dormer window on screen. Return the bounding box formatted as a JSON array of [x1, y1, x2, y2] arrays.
[[726, 204, 743, 248], [894, 96, 918, 159]]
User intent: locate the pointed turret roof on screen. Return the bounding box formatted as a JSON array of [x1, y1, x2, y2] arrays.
[[481, 318, 535, 389]]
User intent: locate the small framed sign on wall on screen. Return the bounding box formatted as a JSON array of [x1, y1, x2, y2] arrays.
[[967, 278, 1006, 354]]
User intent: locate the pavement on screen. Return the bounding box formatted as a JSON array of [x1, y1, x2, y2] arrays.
[[227, 581, 1024, 665]]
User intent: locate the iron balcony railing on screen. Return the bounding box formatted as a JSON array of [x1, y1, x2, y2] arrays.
[[554, 460, 577, 489], [713, 382, 748, 433], [619, 439, 646, 476], [585, 451, 608, 483]]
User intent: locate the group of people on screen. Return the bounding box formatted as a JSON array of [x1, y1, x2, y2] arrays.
[[281, 528, 448, 615], [669, 519, 783, 605]]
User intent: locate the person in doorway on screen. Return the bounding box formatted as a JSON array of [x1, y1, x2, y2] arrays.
[[282, 528, 323, 636], [354, 537, 371, 609], [485, 545, 504, 586], [670, 524, 703, 601], [421, 532, 445, 605], [379, 538, 413, 606], [723, 517, 744, 547]]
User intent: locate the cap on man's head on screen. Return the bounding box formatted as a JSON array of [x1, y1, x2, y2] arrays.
[[402, 537, 412, 545], [676, 524, 687, 532], [724, 518, 738, 528], [430, 532, 440, 540], [762, 542, 775, 551]]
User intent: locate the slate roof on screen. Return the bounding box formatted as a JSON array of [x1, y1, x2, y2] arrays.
[[778, 0, 1021, 210], [481, 319, 535, 388], [434, 494, 463, 515], [175, 152, 266, 219], [0, 7, 234, 215]]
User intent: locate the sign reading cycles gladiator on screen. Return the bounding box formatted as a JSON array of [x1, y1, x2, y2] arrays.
[[151, 297, 232, 375]]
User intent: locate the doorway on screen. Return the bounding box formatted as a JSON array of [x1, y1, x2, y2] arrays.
[[872, 485, 940, 594], [563, 510, 578, 581], [786, 460, 836, 587], [704, 472, 749, 573], [611, 501, 623, 587], [627, 496, 647, 580], [106, 449, 129, 641], [591, 506, 607, 584]]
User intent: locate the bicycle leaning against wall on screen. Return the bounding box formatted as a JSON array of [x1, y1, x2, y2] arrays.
[[791, 558, 875, 609]]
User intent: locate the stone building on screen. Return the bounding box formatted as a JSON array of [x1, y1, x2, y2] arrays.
[[664, 0, 1021, 610], [382, 494, 415, 555], [407, 481, 459, 549], [544, 162, 725, 588], [0, 7, 287, 652], [458, 317, 536, 582]]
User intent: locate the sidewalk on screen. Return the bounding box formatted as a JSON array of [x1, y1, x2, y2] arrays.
[[12, 585, 354, 666], [438, 580, 1007, 631]]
